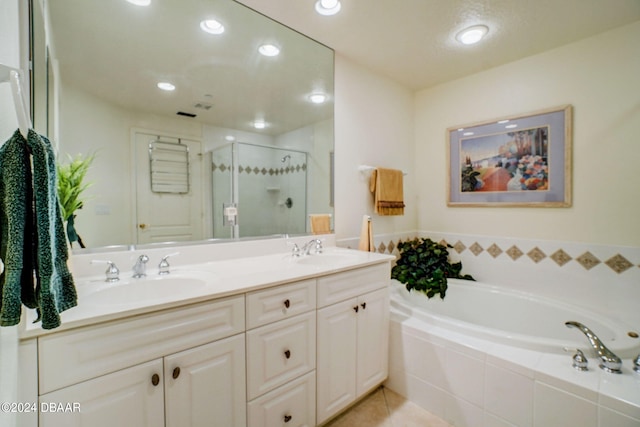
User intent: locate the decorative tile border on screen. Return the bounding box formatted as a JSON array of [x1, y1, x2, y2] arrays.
[[212, 162, 306, 175], [339, 232, 639, 275], [339, 230, 640, 325]]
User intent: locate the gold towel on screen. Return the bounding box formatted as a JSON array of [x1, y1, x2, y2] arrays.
[[358, 215, 374, 252], [310, 214, 331, 235], [370, 168, 405, 216]]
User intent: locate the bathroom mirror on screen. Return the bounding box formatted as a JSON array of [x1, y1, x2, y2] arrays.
[[31, 0, 334, 250]]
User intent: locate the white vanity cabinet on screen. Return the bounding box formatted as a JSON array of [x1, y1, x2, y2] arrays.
[[316, 265, 390, 425], [246, 279, 317, 427], [164, 334, 246, 426], [37, 295, 246, 427], [39, 358, 164, 427], [28, 253, 392, 427]]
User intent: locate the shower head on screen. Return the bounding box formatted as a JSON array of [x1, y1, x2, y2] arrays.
[[281, 155, 291, 162]]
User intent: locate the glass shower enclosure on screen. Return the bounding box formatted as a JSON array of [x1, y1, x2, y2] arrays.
[[211, 142, 308, 238]]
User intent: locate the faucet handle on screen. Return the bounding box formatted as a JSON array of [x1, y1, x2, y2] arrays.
[[633, 354, 640, 373], [158, 252, 180, 275], [286, 241, 301, 257], [91, 259, 120, 282], [563, 347, 589, 371]]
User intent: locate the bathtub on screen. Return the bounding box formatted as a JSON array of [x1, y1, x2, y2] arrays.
[[390, 278, 639, 356], [386, 279, 640, 427]]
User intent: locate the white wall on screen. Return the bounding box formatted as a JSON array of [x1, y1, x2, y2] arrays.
[[0, 3, 27, 424], [0, 0, 21, 139], [58, 82, 203, 247], [334, 54, 417, 242], [415, 21, 640, 247]]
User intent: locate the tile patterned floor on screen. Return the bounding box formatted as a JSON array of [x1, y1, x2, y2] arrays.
[[322, 386, 452, 427]]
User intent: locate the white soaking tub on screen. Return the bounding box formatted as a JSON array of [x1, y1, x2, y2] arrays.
[[386, 279, 640, 427]]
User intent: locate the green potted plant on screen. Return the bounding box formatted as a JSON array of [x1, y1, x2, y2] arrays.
[[391, 237, 474, 299], [57, 153, 95, 248]]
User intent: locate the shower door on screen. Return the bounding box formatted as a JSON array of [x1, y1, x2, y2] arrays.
[[211, 143, 307, 239], [236, 144, 307, 238], [211, 144, 236, 238]]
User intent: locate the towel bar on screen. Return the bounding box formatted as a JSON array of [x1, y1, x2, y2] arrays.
[[358, 165, 408, 176]]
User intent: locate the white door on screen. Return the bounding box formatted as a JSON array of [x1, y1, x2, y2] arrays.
[[164, 334, 246, 427], [356, 288, 390, 396], [316, 298, 358, 425], [39, 360, 164, 427], [134, 132, 203, 244]]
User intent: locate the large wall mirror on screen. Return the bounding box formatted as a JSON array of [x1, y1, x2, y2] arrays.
[[31, 0, 334, 251]]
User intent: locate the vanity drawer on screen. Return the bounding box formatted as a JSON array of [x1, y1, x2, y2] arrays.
[[246, 279, 316, 329], [38, 295, 245, 394], [246, 311, 315, 400], [317, 263, 390, 308], [247, 371, 315, 427]]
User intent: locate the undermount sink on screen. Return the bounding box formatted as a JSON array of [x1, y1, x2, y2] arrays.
[[80, 274, 210, 306]]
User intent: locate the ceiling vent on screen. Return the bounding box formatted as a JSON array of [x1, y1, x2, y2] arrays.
[[193, 102, 213, 110]]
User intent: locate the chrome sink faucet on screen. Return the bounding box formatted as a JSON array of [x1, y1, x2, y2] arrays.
[[132, 254, 149, 278], [301, 239, 323, 255], [565, 321, 622, 373]]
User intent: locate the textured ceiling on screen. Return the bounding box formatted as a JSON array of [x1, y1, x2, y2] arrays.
[[236, 0, 640, 90]]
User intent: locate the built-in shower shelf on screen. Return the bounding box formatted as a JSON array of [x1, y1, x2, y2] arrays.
[[266, 187, 281, 192]]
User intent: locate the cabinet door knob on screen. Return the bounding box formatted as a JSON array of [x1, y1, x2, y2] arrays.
[[284, 414, 292, 423], [284, 349, 291, 359], [172, 367, 181, 379], [284, 299, 290, 309], [139, 223, 147, 229], [361, 302, 367, 310], [151, 373, 160, 386], [353, 306, 359, 313]]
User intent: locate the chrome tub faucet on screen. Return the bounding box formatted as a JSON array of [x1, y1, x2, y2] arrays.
[[565, 321, 622, 374]]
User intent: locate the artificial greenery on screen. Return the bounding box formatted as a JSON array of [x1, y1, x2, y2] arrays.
[[391, 237, 474, 299], [57, 153, 95, 247]]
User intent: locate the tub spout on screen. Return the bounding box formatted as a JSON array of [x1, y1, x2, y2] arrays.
[[565, 321, 622, 373]]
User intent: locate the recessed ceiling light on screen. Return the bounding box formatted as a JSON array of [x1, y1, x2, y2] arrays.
[[225, 135, 236, 141], [258, 44, 280, 57], [456, 25, 489, 45], [315, 0, 341, 16], [253, 120, 267, 129], [157, 82, 176, 91], [200, 19, 224, 35], [126, 0, 151, 6], [308, 93, 327, 104]]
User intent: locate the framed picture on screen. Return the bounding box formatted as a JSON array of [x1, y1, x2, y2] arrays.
[[447, 105, 572, 207]]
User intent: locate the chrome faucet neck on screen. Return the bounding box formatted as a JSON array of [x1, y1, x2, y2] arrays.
[[132, 254, 149, 278], [301, 238, 323, 255], [565, 321, 622, 374]]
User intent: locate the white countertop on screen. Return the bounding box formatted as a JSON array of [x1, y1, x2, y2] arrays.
[[20, 245, 395, 338]]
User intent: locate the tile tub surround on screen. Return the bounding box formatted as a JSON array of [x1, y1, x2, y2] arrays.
[[385, 312, 640, 427], [338, 230, 639, 426], [338, 231, 640, 326]]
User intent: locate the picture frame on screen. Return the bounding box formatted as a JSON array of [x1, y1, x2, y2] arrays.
[[447, 105, 572, 207]]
